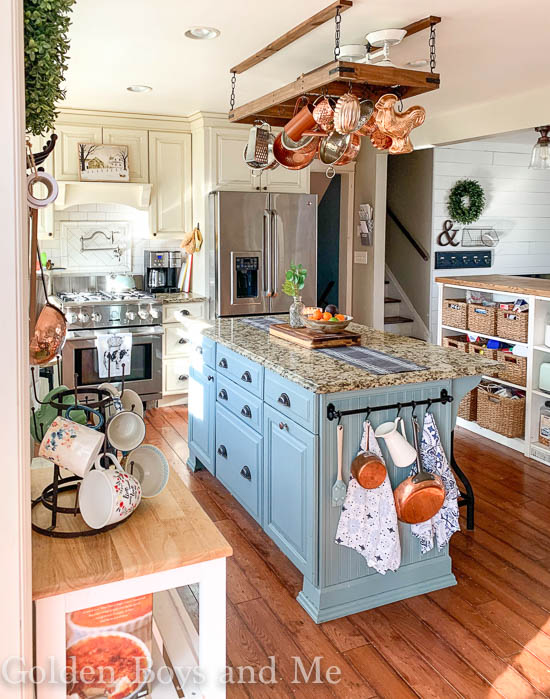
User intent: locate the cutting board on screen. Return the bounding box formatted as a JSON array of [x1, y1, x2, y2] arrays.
[[269, 323, 361, 349]]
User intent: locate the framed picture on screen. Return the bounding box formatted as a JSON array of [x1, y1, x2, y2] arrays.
[[78, 143, 130, 182]]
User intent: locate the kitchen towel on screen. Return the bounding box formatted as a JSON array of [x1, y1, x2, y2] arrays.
[[335, 420, 401, 574], [410, 412, 460, 553], [317, 345, 427, 375], [240, 316, 286, 332], [96, 333, 132, 379]]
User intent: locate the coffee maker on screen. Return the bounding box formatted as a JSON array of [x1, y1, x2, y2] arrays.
[[144, 251, 182, 294]]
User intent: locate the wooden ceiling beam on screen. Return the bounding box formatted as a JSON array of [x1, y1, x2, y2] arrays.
[[230, 1, 353, 75]]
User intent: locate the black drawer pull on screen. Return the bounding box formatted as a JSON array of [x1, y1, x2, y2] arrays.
[[217, 445, 227, 458], [195, 346, 203, 354], [240, 466, 251, 481], [218, 389, 228, 400], [180, 309, 191, 316], [178, 374, 188, 381], [277, 392, 291, 407], [279, 422, 288, 431], [178, 338, 188, 345], [219, 358, 228, 368], [241, 405, 252, 418], [207, 375, 214, 382], [241, 370, 252, 383]]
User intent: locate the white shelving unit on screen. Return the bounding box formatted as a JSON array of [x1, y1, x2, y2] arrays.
[[437, 280, 550, 466]]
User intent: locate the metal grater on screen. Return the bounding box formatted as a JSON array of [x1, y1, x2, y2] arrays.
[[245, 123, 270, 167]]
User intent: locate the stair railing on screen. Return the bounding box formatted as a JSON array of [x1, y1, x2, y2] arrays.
[[387, 208, 429, 262]]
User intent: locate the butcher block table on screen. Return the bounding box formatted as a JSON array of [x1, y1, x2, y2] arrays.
[[32, 465, 232, 698]]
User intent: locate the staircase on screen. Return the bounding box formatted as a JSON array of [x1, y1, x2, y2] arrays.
[[383, 269, 429, 340]]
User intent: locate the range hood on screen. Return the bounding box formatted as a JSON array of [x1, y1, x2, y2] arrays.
[[55, 181, 152, 211]]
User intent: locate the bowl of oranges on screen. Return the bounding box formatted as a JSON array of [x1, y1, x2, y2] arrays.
[[302, 305, 353, 333]]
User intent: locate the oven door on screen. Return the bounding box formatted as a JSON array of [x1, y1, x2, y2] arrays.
[[62, 326, 163, 402]]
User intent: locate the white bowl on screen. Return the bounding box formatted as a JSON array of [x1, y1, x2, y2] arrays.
[[126, 444, 169, 498]]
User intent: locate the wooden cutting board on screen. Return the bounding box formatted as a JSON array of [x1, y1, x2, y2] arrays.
[[269, 323, 361, 348]]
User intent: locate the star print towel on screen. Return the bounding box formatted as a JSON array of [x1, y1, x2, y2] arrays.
[[410, 412, 460, 553], [335, 421, 401, 575]]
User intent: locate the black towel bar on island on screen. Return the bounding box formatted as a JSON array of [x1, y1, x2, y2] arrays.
[[326, 388, 475, 530]]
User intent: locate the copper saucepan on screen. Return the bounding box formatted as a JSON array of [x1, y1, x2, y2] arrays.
[[393, 416, 445, 524], [273, 132, 318, 170], [319, 131, 361, 177], [351, 451, 387, 489]]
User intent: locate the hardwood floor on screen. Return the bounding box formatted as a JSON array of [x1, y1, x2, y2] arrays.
[[146, 406, 550, 698]]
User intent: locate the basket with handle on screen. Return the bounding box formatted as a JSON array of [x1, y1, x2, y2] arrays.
[[442, 299, 468, 328], [476, 386, 525, 438], [467, 303, 497, 335], [496, 308, 529, 343], [496, 351, 527, 387], [442, 335, 470, 353]]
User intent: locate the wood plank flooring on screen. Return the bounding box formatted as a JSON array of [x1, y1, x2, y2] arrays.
[[146, 407, 550, 698]]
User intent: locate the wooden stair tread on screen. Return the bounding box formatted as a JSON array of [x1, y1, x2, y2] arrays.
[[384, 297, 400, 304], [384, 315, 413, 324]]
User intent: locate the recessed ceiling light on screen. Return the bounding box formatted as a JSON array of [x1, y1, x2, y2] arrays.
[[406, 59, 429, 68], [127, 85, 152, 93], [184, 26, 220, 40]]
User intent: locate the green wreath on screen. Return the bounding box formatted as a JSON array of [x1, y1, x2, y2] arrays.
[[448, 179, 486, 224]]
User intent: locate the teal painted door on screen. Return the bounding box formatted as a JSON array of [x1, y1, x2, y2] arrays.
[[188, 365, 216, 473], [263, 404, 317, 579]]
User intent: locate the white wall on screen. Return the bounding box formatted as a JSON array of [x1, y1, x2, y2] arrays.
[[429, 140, 550, 337]]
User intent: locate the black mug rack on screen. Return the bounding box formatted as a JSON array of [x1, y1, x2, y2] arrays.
[[31, 356, 138, 538], [326, 387, 475, 530]]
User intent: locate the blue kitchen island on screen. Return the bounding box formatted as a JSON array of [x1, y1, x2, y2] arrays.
[[186, 317, 498, 623]]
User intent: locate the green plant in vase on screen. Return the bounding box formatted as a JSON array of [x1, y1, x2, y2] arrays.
[[282, 263, 307, 328]]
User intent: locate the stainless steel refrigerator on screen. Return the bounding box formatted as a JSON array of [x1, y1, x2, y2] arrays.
[[211, 191, 317, 317]]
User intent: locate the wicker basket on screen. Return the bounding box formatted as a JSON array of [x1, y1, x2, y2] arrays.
[[467, 343, 497, 361], [442, 299, 468, 329], [476, 387, 525, 438], [496, 351, 527, 387], [496, 308, 529, 343], [442, 335, 470, 352], [458, 389, 477, 421], [467, 303, 497, 335]]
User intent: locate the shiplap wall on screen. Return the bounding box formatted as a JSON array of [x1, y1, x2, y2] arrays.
[[430, 140, 550, 338]]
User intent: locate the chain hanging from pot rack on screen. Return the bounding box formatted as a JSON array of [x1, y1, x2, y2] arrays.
[[334, 5, 342, 60], [429, 22, 437, 73], [229, 71, 237, 111]]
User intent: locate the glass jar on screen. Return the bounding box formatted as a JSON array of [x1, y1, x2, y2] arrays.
[[289, 295, 305, 328], [540, 401, 550, 447]]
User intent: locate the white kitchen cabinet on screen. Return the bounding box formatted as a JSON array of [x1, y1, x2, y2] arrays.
[[161, 301, 206, 400], [102, 127, 149, 182], [149, 131, 192, 237], [163, 357, 191, 395], [54, 124, 103, 181], [264, 162, 310, 192]]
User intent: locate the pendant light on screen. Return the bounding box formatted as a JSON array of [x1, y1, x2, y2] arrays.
[[529, 126, 550, 169]]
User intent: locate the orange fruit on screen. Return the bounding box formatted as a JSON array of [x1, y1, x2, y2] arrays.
[[322, 312, 332, 321], [335, 314, 346, 321], [311, 309, 322, 320]]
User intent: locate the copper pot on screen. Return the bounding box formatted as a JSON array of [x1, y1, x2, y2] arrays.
[[284, 98, 316, 142], [351, 451, 387, 489], [30, 303, 67, 365], [334, 94, 361, 135], [319, 131, 361, 166], [393, 417, 445, 524], [273, 132, 318, 170], [312, 96, 335, 132]]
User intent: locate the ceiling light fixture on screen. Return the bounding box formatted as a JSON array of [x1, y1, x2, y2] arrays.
[[184, 26, 220, 40], [127, 85, 152, 93], [529, 126, 550, 169]]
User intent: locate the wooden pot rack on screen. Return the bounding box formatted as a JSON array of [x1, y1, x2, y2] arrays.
[[228, 2, 441, 127]]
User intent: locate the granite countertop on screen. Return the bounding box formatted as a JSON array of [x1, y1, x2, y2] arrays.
[[154, 292, 207, 304], [202, 317, 501, 394]]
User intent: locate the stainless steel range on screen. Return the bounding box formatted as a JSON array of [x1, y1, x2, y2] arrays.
[[54, 286, 163, 405]]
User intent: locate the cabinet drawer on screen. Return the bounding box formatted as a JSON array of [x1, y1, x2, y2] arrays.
[[264, 369, 317, 433], [216, 404, 262, 523], [162, 302, 205, 324], [163, 357, 190, 394], [216, 345, 263, 398], [216, 374, 263, 433], [163, 325, 193, 358], [193, 335, 216, 369]]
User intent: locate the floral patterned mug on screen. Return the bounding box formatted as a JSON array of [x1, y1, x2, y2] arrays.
[[38, 416, 105, 477], [79, 453, 142, 529]]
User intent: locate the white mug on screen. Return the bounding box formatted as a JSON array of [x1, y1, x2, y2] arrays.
[[107, 403, 146, 452], [38, 416, 105, 477], [79, 453, 142, 529], [374, 417, 417, 468]]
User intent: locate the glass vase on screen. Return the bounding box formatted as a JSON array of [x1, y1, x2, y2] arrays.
[[289, 295, 305, 328]]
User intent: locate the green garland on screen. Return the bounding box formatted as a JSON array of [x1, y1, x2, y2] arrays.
[[447, 179, 486, 225], [24, 0, 76, 136]]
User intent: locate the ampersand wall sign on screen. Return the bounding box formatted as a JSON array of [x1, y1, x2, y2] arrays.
[[437, 220, 460, 246]]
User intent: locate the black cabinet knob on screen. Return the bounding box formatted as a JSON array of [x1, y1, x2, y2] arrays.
[[241, 405, 252, 418], [178, 338, 188, 344], [181, 309, 190, 316], [218, 389, 228, 400], [217, 445, 227, 458], [207, 375, 214, 382], [279, 422, 288, 431], [241, 370, 252, 383], [219, 358, 228, 368], [195, 346, 203, 355], [277, 392, 291, 407], [240, 465, 252, 481], [178, 374, 188, 381]]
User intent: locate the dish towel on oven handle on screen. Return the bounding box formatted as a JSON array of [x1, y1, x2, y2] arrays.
[[335, 420, 401, 575], [410, 411, 460, 553], [96, 333, 132, 379]]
